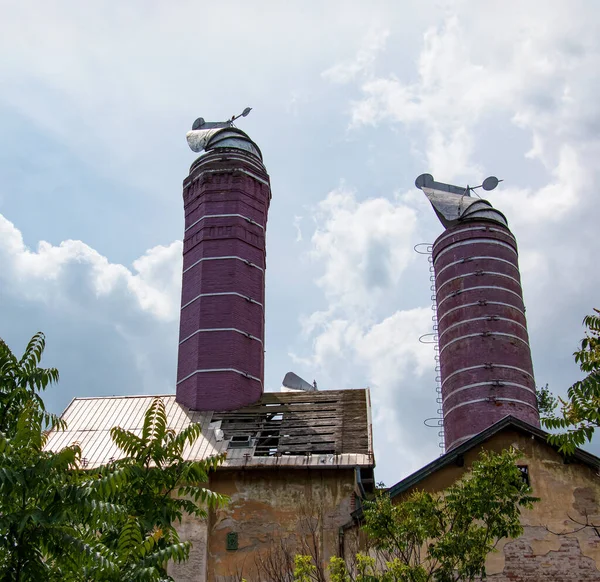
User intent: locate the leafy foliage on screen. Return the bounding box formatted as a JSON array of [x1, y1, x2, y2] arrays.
[[0, 397, 127, 580], [535, 384, 557, 419], [0, 333, 227, 581], [543, 309, 600, 454], [102, 397, 228, 579], [0, 333, 60, 436], [294, 555, 317, 582], [294, 449, 537, 582]]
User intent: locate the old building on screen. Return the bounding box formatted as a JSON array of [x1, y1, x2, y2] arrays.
[[46, 119, 600, 580], [46, 389, 374, 580], [46, 114, 375, 581], [380, 416, 600, 581]]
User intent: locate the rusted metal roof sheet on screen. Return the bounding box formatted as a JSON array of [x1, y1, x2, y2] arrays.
[[44, 389, 374, 470]]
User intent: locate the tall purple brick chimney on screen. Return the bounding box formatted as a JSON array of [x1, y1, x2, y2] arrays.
[[416, 174, 539, 451], [176, 114, 271, 411]]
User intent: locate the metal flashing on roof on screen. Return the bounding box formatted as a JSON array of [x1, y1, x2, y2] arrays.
[[281, 371, 317, 392]]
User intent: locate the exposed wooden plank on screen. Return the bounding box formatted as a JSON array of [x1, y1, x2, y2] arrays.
[[256, 392, 344, 403], [277, 444, 337, 453], [214, 411, 343, 421], [215, 404, 340, 414], [220, 423, 341, 435], [278, 435, 338, 445], [263, 428, 338, 438], [279, 418, 343, 427]]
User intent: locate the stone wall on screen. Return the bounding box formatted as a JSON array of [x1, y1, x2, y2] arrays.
[[487, 532, 600, 581]]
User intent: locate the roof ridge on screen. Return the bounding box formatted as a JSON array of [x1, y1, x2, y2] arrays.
[[70, 394, 175, 401]]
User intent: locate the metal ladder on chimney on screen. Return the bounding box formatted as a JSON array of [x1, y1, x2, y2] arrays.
[[416, 243, 445, 454]]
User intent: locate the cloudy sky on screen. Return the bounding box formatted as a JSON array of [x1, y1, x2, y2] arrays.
[[1, 0, 598, 485]]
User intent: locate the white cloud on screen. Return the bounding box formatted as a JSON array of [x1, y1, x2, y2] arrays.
[[0, 213, 182, 408], [296, 189, 441, 479], [310, 187, 418, 314], [322, 28, 390, 84], [340, 7, 600, 183], [0, 214, 182, 321], [490, 144, 584, 229], [306, 4, 600, 480], [292, 215, 303, 242]]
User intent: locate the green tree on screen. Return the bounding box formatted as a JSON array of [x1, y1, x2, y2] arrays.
[[0, 333, 60, 435], [0, 334, 227, 581], [535, 384, 557, 419], [57, 398, 227, 582], [298, 449, 536, 582], [543, 309, 600, 454], [99, 397, 228, 580], [294, 555, 317, 582], [0, 380, 124, 579]]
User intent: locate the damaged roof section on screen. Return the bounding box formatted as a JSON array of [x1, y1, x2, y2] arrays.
[[44, 389, 373, 470]]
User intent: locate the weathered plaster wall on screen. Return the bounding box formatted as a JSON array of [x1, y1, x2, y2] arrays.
[[168, 511, 208, 582], [205, 468, 356, 581], [397, 430, 600, 581]]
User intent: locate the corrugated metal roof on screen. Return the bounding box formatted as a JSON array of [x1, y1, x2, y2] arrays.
[[44, 389, 374, 470]]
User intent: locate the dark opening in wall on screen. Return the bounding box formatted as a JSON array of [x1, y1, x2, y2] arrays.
[[517, 465, 530, 486]]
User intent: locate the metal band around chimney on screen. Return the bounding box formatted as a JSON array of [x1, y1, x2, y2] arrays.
[[434, 239, 517, 265], [437, 286, 525, 311], [437, 301, 525, 325], [190, 153, 268, 176], [436, 255, 520, 278], [177, 368, 262, 385], [439, 331, 531, 356], [185, 213, 264, 233], [181, 292, 263, 310], [185, 165, 270, 187], [433, 224, 516, 249], [442, 381, 536, 405], [183, 255, 264, 274], [438, 317, 529, 342], [179, 327, 263, 346], [437, 271, 522, 295], [441, 364, 535, 386], [443, 397, 538, 418]]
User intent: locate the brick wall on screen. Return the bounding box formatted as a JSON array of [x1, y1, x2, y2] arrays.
[[176, 147, 271, 411], [489, 534, 600, 581], [433, 222, 539, 449]]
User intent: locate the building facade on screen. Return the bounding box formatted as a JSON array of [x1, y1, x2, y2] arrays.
[[45, 120, 599, 581], [384, 417, 600, 581], [46, 389, 374, 582]]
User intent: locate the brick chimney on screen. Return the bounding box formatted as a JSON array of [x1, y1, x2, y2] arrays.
[[416, 174, 539, 451], [176, 123, 271, 411]]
